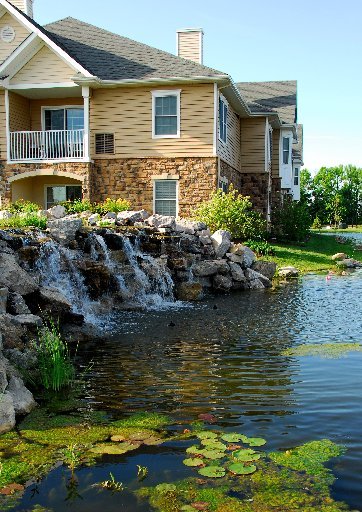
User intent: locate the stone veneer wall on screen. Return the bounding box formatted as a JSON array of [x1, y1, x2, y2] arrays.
[[219, 159, 242, 192], [91, 157, 218, 217], [240, 172, 270, 218], [1, 161, 91, 202]]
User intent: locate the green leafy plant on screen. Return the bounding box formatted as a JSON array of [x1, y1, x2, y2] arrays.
[[228, 462, 256, 475], [271, 196, 312, 242], [31, 320, 75, 391], [96, 472, 124, 492], [193, 187, 266, 240], [244, 239, 275, 256], [61, 199, 93, 214], [62, 444, 83, 473], [94, 197, 131, 215], [7, 199, 40, 214], [137, 465, 149, 480], [198, 466, 226, 478], [0, 213, 47, 230]]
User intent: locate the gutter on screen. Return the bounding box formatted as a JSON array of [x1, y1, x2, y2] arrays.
[[72, 74, 230, 88]]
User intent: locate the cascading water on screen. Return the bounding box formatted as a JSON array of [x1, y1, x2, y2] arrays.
[[35, 230, 179, 326]]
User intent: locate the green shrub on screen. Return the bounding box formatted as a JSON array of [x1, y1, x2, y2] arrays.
[[311, 216, 323, 230], [61, 198, 93, 214], [193, 187, 266, 240], [244, 239, 275, 256], [7, 199, 41, 214], [94, 197, 131, 215], [0, 213, 47, 229], [271, 196, 312, 242], [31, 320, 75, 391]]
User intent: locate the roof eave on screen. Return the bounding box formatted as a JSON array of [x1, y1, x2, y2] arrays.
[[72, 75, 230, 88]]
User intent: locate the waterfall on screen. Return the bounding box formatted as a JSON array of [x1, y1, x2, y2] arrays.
[[36, 230, 178, 326]]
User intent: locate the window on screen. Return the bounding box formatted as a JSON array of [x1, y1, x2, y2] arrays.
[[294, 167, 299, 186], [154, 180, 178, 216], [152, 91, 180, 138], [283, 137, 290, 164], [43, 108, 84, 131], [95, 133, 115, 154], [46, 185, 82, 209], [218, 177, 228, 193], [219, 97, 228, 143]]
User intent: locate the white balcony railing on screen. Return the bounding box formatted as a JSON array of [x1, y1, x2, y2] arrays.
[[9, 129, 85, 162]]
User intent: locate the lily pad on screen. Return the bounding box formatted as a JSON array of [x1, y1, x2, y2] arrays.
[[142, 437, 164, 446], [199, 449, 225, 460], [110, 435, 125, 442], [200, 440, 227, 451], [183, 458, 205, 467], [220, 433, 244, 443], [90, 442, 140, 455], [233, 449, 261, 462], [186, 445, 205, 455], [155, 483, 177, 493], [196, 431, 218, 440], [246, 437, 266, 447], [198, 466, 226, 478], [229, 463, 257, 475]]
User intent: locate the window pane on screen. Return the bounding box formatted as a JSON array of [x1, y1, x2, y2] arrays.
[[155, 96, 177, 116], [66, 186, 82, 202], [66, 109, 84, 130], [155, 116, 177, 135], [47, 186, 67, 208], [283, 137, 290, 151], [155, 180, 176, 199], [45, 109, 64, 131], [155, 200, 176, 216]]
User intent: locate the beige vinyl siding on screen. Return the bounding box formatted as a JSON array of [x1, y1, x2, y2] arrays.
[[177, 32, 201, 63], [272, 128, 280, 177], [30, 97, 83, 131], [0, 13, 30, 64], [11, 45, 76, 85], [240, 118, 267, 173], [90, 84, 214, 158], [217, 103, 241, 171], [10, 1, 33, 17], [0, 90, 6, 158], [9, 92, 30, 131]]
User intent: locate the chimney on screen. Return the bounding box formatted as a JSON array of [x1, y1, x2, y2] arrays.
[[9, 0, 34, 18], [177, 28, 204, 64]]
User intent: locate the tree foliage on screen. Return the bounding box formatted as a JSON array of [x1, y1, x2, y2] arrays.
[[300, 165, 362, 226]]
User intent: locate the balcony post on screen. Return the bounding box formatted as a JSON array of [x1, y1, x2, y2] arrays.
[[82, 86, 90, 160], [5, 88, 10, 162]]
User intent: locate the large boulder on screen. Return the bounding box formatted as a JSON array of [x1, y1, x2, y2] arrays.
[[175, 220, 207, 235], [0, 356, 8, 393], [229, 244, 256, 268], [175, 282, 203, 301], [228, 262, 247, 282], [146, 214, 176, 230], [331, 253, 347, 261], [0, 392, 16, 434], [47, 204, 66, 219], [0, 314, 26, 349], [251, 261, 277, 281], [0, 210, 12, 220], [336, 258, 362, 268], [278, 266, 300, 278], [117, 210, 149, 225], [7, 292, 31, 315], [211, 230, 231, 258], [88, 213, 100, 226], [48, 217, 83, 243], [0, 253, 38, 295], [245, 268, 267, 289], [26, 286, 73, 322], [6, 375, 36, 415], [213, 274, 233, 292], [0, 287, 7, 314], [12, 314, 43, 328], [192, 261, 219, 277]]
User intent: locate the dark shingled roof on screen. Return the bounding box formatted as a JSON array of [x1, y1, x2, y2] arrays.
[[236, 80, 297, 124], [292, 124, 303, 161], [42, 17, 226, 81]]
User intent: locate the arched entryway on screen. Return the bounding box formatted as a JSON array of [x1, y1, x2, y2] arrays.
[[8, 170, 84, 209]]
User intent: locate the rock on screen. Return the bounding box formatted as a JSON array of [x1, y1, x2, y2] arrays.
[[47, 205, 66, 219], [17, 246, 40, 268], [0, 314, 26, 349], [336, 258, 362, 268], [211, 230, 231, 258], [226, 253, 244, 264], [0, 210, 12, 220], [212, 274, 233, 292], [0, 240, 14, 255], [12, 314, 43, 328], [228, 262, 246, 282], [26, 286, 72, 322], [0, 392, 16, 434], [6, 375, 36, 415], [245, 268, 271, 288], [117, 210, 149, 225], [0, 231, 23, 251], [199, 236, 212, 246], [199, 229, 212, 237], [192, 261, 219, 277], [0, 253, 38, 295], [146, 214, 176, 230], [229, 244, 256, 268], [48, 217, 83, 243], [248, 278, 265, 289], [175, 282, 203, 301], [0, 355, 8, 393], [251, 261, 277, 280], [175, 220, 207, 235], [103, 211, 117, 220], [214, 260, 230, 275], [88, 213, 100, 226], [7, 292, 31, 315], [102, 233, 124, 250], [332, 253, 347, 261], [278, 266, 300, 278], [79, 261, 118, 299], [0, 288, 8, 314]]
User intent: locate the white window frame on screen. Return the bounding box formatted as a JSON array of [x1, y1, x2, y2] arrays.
[[218, 95, 228, 144], [294, 167, 299, 186], [151, 90, 181, 139], [41, 106, 84, 131], [282, 136, 290, 165], [153, 179, 179, 217], [44, 183, 83, 209]]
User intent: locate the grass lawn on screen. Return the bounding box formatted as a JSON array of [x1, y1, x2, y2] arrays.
[[312, 225, 362, 234], [266, 233, 362, 273]]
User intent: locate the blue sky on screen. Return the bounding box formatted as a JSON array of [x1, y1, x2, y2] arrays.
[[35, 0, 362, 171]]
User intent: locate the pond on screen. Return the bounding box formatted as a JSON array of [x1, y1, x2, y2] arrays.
[[7, 270, 362, 511]]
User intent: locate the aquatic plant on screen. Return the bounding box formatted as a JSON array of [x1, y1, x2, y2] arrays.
[[183, 459, 205, 467], [111, 412, 171, 430], [282, 343, 362, 359], [31, 320, 75, 391], [96, 472, 124, 492], [228, 462, 257, 475], [198, 466, 226, 478], [61, 444, 83, 473], [137, 465, 148, 480]]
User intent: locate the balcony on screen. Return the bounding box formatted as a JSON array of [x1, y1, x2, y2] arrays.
[[9, 129, 85, 162]]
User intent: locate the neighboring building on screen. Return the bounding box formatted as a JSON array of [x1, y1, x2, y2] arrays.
[[0, 0, 303, 218]]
